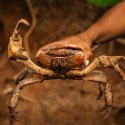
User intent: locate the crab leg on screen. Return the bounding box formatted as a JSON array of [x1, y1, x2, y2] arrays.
[[103, 79, 112, 119], [111, 61, 125, 80], [83, 70, 113, 119], [68, 55, 125, 80], [83, 70, 105, 100], [8, 70, 112, 124], [96, 82, 104, 100], [14, 68, 29, 84], [8, 77, 43, 125], [14, 68, 37, 84]]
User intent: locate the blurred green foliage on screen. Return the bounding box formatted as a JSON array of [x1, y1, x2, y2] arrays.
[[87, 0, 119, 6]]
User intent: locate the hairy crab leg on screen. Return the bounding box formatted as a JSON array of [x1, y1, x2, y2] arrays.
[[103, 79, 112, 119], [111, 61, 125, 80], [14, 68, 29, 84], [83, 70, 113, 119], [96, 82, 104, 100], [14, 68, 36, 84], [67, 55, 125, 80], [8, 77, 43, 125], [8, 70, 112, 125]]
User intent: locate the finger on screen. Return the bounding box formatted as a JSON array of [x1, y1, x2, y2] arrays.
[[85, 51, 93, 60], [81, 47, 92, 60], [41, 41, 83, 51]]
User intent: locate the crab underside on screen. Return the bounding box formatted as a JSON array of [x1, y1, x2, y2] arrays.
[[8, 19, 125, 125]]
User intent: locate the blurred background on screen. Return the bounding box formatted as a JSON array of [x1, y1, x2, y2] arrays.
[[0, 0, 125, 125]]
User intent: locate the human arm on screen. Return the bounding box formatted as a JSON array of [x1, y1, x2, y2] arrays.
[[42, 1, 125, 60]]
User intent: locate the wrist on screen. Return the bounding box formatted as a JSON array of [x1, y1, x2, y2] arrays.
[[77, 32, 93, 47], [79, 24, 101, 45]]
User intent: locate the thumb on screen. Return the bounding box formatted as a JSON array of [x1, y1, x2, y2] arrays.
[[81, 47, 93, 61], [85, 50, 93, 60]]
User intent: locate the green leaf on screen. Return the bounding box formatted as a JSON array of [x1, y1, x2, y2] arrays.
[[87, 0, 119, 7]]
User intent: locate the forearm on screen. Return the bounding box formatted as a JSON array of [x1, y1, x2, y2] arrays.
[[80, 1, 125, 45]]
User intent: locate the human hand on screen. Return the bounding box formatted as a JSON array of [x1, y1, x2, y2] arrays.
[[40, 34, 93, 64]]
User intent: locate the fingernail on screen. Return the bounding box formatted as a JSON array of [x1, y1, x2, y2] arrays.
[[84, 60, 89, 66]]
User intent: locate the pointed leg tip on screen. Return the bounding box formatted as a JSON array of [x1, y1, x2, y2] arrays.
[[19, 19, 30, 26], [96, 96, 100, 100], [98, 105, 107, 112], [103, 109, 111, 120], [96, 93, 103, 100]]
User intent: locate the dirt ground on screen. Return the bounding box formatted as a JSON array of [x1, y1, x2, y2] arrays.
[[0, 0, 125, 125]]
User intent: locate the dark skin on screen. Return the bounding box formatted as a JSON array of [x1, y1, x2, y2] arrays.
[[41, 1, 125, 61]]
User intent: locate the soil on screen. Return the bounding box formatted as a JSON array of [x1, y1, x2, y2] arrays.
[[0, 0, 125, 125]]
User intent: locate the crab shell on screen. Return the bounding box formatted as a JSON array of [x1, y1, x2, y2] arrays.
[[36, 47, 85, 71]]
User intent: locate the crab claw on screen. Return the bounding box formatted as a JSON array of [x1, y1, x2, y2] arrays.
[[12, 19, 30, 40], [8, 19, 30, 60], [8, 19, 54, 76]]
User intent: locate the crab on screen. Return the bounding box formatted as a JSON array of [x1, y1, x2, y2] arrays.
[[8, 19, 125, 125]]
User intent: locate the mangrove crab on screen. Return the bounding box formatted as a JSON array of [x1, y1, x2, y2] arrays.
[[8, 19, 125, 124]]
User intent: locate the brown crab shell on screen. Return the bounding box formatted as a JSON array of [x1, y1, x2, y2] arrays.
[[36, 47, 85, 71]]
